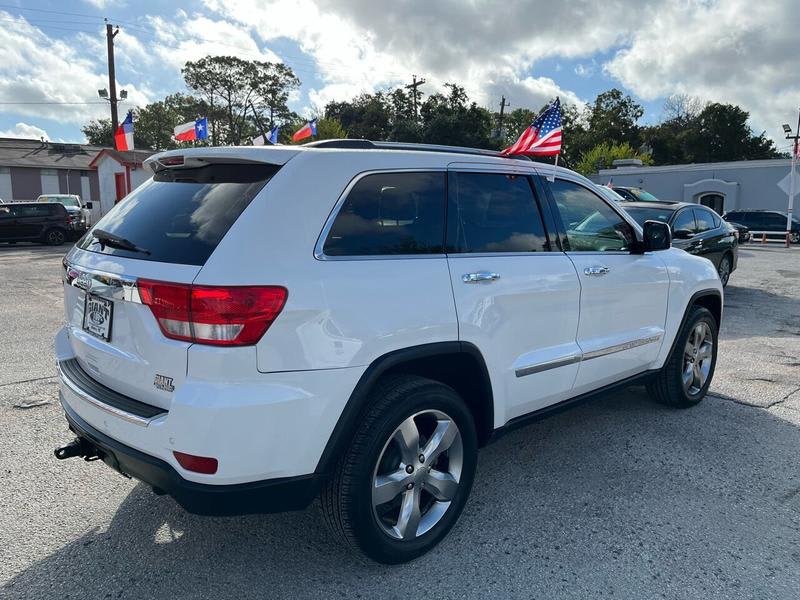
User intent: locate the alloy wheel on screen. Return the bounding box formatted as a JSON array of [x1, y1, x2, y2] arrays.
[[717, 257, 731, 286], [371, 410, 463, 541], [48, 229, 65, 245], [682, 322, 713, 396]]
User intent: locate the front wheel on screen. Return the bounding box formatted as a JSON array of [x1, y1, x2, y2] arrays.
[[647, 306, 718, 408], [320, 375, 477, 564], [791, 231, 800, 244]]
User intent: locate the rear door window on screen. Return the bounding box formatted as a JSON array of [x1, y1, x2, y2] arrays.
[[447, 172, 548, 253], [322, 172, 446, 256], [693, 209, 716, 232], [78, 163, 278, 265], [672, 209, 696, 234]]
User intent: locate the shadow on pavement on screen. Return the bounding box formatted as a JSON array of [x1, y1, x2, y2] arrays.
[[3, 389, 800, 599]]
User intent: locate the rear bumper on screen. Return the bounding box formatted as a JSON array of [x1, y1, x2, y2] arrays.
[[61, 398, 323, 515]]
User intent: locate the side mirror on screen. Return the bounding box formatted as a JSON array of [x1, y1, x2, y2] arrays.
[[84, 202, 93, 210], [643, 220, 671, 251], [672, 228, 693, 239]]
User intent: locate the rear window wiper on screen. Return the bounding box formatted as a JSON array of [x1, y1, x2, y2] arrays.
[[91, 229, 151, 255]]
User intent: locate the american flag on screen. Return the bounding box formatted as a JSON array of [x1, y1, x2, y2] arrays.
[[502, 97, 562, 156]]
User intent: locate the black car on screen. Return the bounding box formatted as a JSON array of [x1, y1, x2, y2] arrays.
[[623, 201, 738, 286], [725, 221, 750, 243], [722, 209, 800, 244], [0, 202, 71, 246], [611, 185, 661, 202]]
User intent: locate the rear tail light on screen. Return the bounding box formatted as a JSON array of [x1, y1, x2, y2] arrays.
[[138, 280, 287, 346], [173, 451, 218, 474]]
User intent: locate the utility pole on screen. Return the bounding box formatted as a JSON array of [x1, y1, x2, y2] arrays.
[[405, 75, 426, 118], [498, 95, 510, 138], [784, 108, 800, 247], [105, 20, 120, 133]]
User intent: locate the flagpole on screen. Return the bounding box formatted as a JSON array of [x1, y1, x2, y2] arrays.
[[548, 153, 559, 182]]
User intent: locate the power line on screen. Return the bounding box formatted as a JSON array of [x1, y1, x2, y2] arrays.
[[0, 101, 110, 105]]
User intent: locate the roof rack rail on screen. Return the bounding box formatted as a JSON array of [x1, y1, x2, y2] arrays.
[[302, 139, 533, 161]]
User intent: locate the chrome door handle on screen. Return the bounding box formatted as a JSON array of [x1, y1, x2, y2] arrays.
[[583, 266, 610, 277], [462, 271, 501, 283]]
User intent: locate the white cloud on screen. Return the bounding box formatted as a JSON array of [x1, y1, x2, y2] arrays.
[[605, 0, 799, 143], [0, 12, 149, 126], [0, 122, 49, 140]]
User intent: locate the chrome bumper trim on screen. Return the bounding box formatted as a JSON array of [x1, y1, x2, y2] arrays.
[[57, 360, 155, 427]]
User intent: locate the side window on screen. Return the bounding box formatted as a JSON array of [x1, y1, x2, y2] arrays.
[[549, 179, 635, 252], [323, 172, 445, 256], [447, 172, 548, 253], [693, 209, 716, 232], [672, 210, 697, 234]]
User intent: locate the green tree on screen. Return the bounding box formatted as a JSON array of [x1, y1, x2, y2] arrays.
[[419, 84, 494, 148], [575, 141, 653, 176], [586, 88, 643, 148], [81, 118, 113, 146]]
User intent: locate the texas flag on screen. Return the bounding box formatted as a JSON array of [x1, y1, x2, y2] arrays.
[[174, 117, 209, 142], [292, 118, 317, 142], [114, 111, 134, 151]]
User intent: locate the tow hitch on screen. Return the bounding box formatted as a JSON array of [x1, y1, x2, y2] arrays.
[[54, 437, 100, 461]]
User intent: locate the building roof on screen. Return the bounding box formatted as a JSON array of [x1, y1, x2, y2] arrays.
[[0, 138, 156, 171], [598, 157, 793, 177], [89, 148, 157, 168]]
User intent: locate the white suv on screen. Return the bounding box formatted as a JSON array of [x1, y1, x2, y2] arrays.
[[54, 141, 722, 563]]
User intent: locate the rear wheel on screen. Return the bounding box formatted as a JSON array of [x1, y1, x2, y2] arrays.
[[791, 231, 800, 244], [320, 375, 477, 564], [647, 306, 717, 408], [717, 254, 732, 287], [43, 227, 66, 246]]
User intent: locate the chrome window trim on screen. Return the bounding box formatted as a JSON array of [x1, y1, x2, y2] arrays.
[[58, 361, 158, 427], [63, 261, 142, 303], [514, 333, 663, 378], [314, 168, 447, 261]]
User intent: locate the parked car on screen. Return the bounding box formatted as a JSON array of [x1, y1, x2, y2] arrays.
[[36, 194, 93, 236], [622, 201, 737, 286], [722, 209, 800, 244], [53, 140, 723, 564], [594, 184, 628, 203], [0, 201, 71, 245], [611, 185, 661, 202], [725, 221, 750, 243]]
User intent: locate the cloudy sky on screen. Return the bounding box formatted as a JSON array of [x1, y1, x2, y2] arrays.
[[0, 0, 797, 151]]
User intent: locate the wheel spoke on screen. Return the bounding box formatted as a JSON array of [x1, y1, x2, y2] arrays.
[[421, 419, 458, 464], [682, 362, 694, 387], [373, 469, 411, 506], [392, 416, 420, 464], [395, 488, 422, 540], [697, 342, 713, 361], [424, 469, 458, 501], [693, 364, 703, 389]]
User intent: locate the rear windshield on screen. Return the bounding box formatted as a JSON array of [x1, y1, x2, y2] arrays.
[[622, 206, 674, 226], [78, 163, 278, 265]]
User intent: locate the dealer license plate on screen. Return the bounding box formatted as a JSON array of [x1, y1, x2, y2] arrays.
[[83, 293, 113, 341]]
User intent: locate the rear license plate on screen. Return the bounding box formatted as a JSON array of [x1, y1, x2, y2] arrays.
[[83, 294, 113, 341]]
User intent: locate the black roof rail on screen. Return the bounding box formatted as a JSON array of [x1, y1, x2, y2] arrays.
[[302, 139, 533, 161]]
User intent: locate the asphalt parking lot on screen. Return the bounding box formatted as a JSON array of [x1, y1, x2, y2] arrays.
[[1, 243, 798, 599]]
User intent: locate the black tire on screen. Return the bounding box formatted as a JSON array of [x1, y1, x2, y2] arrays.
[[43, 227, 66, 246], [791, 231, 800, 244], [647, 306, 718, 408], [717, 253, 732, 287], [320, 374, 478, 564]]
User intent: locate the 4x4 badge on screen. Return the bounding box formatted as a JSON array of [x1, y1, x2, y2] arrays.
[[153, 374, 175, 393]]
